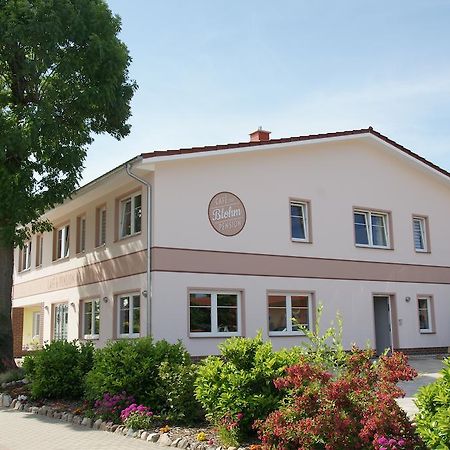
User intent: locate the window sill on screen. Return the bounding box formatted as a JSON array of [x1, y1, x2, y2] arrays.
[[419, 329, 435, 334], [269, 331, 307, 337], [355, 244, 392, 250], [118, 333, 140, 339], [83, 335, 99, 340], [291, 238, 312, 244], [189, 332, 241, 338], [52, 256, 70, 264], [95, 243, 106, 250], [117, 231, 142, 242], [18, 268, 31, 274], [415, 249, 431, 254]]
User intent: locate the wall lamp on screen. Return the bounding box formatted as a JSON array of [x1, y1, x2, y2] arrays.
[[405, 296, 411, 303], [103, 297, 109, 303]]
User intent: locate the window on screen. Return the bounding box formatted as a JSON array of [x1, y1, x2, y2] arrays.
[[189, 291, 240, 336], [35, 235, 43, 267], [83, 299, 100, 339], [19, 241, 32, 272], [117, 293, 140, 338], [96, 206, 107, 246], [54, 224, 70, 259], [32, 312, 41, 340], [418, 296, 433, 333], [268, 293, 311, 335], [413, 217, 429, 252], [290, 200, 310, 242], [119, 193, 142, 238], [53, 303, 68, 341], [77, 215, 86, 253], [354, 210, 390, 248]]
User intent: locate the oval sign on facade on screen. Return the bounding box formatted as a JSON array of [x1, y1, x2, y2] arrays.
[[208, 192, 246, 236]]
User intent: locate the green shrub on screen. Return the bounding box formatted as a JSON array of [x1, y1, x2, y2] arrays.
[[415, 357, 450, 449], [23, 340, 94, 399], [194, 332, 300, 445], [156, 361, 202, 423], [0, 367, 25, 384], [85, 337, 199, 422]]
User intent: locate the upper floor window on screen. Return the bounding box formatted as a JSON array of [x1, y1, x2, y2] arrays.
[[55, 224, 70, 260], [268, 293, 311, 335], [96, 205, 107, 246], [418, 296, 433, 333], [119, 193, 142, 239], [83, 299, 100, 339], [117, 293, 140, 338], [413, 216, 429, 252], [189, 291, 241, 337], [77, 215, 86, 253], [354, 209, 390, 248], [19, 241, 32, 272], [35, 235, 43, 267], [290, 200, 310, 242]]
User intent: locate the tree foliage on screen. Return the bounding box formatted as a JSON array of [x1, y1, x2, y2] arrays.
[[0, 0, 137, 244], [0, 0, 136, 368]]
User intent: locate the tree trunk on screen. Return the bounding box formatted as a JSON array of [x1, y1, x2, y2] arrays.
[[0, 241, 16, 371]]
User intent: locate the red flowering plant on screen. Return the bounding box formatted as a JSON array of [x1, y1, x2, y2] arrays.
[[120, 403, 154, 431], [255, 348, 425, 450]]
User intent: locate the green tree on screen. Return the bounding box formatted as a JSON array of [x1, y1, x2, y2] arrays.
[[0, 0, 136, 369]]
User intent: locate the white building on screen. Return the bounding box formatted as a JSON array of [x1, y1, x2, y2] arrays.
[[12, 127, 450, 357]]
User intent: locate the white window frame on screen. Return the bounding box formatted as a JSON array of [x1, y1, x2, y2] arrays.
[[418, 296, 433, 333], [78, 216, 86, 253], [413, 217, 428, 252], [82, 299, 100, 339], [354, 209, 390, 249], [20, 241, 32, 272], [290, 200, 310, 242], [98, 206, 107, 246], [117, 293, 140, 338], [32, 311, 40, 340], [268, 292, 312, 336], [55, 224, 70, 259], [119, 193, 142, 239], [53, 303, 68, 341], [36, 234, 43, 267], [189, 291, 241, 338]]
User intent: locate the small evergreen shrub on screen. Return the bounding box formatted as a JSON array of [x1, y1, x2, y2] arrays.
[[194, 332, 300, 445], [415, 357, 450, 449], [85, 337, 199, 422], [23, 340, 94, 399]]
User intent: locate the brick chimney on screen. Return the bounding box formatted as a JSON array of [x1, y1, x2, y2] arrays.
[[249, 127, 271, 142]]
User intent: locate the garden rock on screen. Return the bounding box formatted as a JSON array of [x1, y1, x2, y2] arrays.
[[81, 417, 92, 427], [177, 438, 189, 448], [31, 406, 39, 414], [158, 433, 173, 446], [93, 419, 102, 430], [171, 437, 182, 447], [72, 415, 82, 425], [1, 394, 11, 407], [140, 431, 149, 440], [10, 399, 17, 408], [147, 433, 160, 442]]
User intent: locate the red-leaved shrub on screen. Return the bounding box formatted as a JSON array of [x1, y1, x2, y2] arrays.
[[255, 348, 425, 450]]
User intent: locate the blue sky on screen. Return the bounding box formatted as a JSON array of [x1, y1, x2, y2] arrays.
[[82, 0, 450, 183]]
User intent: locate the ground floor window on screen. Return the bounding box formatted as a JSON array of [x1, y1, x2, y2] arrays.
[[189, 291, 241, 337], [268, 292, 311, 335], [53, 303, 68, 341], [118, 293, 140, 338], [83, 299, 100, 339], [418, 296, 433, 333]]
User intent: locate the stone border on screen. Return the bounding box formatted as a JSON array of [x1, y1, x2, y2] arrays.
[[0, 392, 249, 450]]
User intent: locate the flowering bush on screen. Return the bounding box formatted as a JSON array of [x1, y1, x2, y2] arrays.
[[94, 392, 135, 422], [255, 349, 425, 450], [120, 403, 154, 430]]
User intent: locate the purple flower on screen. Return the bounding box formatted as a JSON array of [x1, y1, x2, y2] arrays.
[[397, 439, 406, 447], [378, 437, 389, 445]]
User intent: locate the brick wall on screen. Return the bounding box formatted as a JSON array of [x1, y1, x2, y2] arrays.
[[12, 307, 24, 358]]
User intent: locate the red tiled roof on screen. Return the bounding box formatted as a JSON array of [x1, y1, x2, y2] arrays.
[[140, 127, 450, 180]]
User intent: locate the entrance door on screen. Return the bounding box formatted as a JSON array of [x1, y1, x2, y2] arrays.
[[373, 296, 392, 355], [54, 303, 68, 341]]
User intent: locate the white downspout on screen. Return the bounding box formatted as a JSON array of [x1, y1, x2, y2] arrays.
[[126, 159, 152, 336]]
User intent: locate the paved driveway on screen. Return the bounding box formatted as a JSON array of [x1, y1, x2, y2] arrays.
[[0, 408, 160, 450], [396, 357, 445, 418]]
